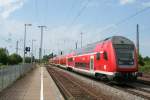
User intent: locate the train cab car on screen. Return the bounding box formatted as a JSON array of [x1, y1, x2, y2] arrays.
[[111, 36, 138, 81], [94, 36, 138, 82]]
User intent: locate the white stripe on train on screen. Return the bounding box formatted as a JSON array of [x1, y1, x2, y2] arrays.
[[57, 64, 116, 76]]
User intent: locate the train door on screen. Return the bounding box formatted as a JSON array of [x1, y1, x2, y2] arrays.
[[90, 56, 94, 71], [66, 57, 68, 66]]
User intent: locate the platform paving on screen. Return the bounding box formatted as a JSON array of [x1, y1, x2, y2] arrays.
[[0, 66, 64, 100]]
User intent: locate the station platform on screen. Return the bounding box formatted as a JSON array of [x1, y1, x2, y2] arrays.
[[0, 66, 64, 100]]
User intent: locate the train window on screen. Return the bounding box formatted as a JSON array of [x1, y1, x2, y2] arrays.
[[75, 62, 87, 68], [103, 51, 108, 60], [114, 44, 134, 66], [96, 52, 100, 60], [68, 58, 73, 62], [75, 43, 97, 55]]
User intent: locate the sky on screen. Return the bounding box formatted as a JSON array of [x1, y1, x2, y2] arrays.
[[0, 0, 150, 58]]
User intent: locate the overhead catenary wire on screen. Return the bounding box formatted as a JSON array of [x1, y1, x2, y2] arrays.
[[34, 0, 39, 22], [44, 0, 49, 25], [97, 6, 150, 35], [53, 0, 91, 53], [63, 0, 91, 33], [62, 0, 82, 25]]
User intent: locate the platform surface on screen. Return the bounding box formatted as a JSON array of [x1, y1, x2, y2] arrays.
[[0, 66, 64, 100]]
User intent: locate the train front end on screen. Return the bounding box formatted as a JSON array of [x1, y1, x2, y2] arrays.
[[112, 36, 140, 82]]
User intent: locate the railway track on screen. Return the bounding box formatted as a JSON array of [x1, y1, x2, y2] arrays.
[[47, 65, 117, 100], [137, 79, 150, 86], [110, 82, 150, 100], [47, 64, 150, 100], [125, 83, 150, 99], [108, 74, 150, 99]]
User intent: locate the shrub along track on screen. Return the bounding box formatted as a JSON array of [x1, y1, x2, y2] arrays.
[[46, 65, 119, 100]]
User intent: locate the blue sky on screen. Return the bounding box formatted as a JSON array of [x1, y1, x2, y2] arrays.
[[0, 0, 150, 58]]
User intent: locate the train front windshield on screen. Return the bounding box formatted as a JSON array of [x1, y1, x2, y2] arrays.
[[114, 44, 134, 66]]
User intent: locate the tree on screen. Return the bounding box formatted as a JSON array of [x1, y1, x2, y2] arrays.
[[0, 48, 8, 65], [138, 54, 145, 66], [42, 53, 55, 62], [8, 53, 22, 65], [144, 56, 150, 61], [43, 55, 49, 62], [25, 57, 31, 63]]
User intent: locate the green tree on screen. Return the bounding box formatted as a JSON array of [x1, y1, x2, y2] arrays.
[[8, 53, 22, 65], [43, 53, 55, 62], [138, 54, 145, 66], [43, 55, 49, 62], [25, 57, 31, 63], [0, 48, 8, 65], [144, 56, 150, 62]]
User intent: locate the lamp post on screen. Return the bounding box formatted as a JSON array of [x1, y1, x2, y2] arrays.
[[38, 25, 46, 63], [23, 24, 32, 64]]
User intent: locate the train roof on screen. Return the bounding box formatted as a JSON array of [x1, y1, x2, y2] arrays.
[[55, 36, 134, 57], [111, 36, 133, 44], [86, 36, 133, 46], [74, 36, 134, 55]]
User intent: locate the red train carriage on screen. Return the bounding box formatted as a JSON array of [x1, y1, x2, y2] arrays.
[[51, 36, 139, 82]]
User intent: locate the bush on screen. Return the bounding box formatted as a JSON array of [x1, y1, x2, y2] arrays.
[[8, 53, 22, 65]]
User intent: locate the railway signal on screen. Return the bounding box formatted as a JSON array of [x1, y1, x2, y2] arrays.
[[25, 47, 30, 52]]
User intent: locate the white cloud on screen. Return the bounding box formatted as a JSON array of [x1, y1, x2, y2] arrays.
[[0, 0, 25, 19], [119, 0, 136, 5]]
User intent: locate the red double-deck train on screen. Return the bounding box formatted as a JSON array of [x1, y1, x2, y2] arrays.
[[50, 36, 141, 82]]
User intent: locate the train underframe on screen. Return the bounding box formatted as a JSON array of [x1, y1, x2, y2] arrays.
[[95, 72, 141, 83]]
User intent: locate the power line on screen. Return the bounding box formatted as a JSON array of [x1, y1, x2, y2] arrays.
[[64, 0, 91, 33], [69, 0, 90, 26], [63, 0, 80, 23], [116, 7, 150, 26], [34, 0, 39, 22], [97, 6, 150, 35], [44, 0, 49, 24], [53, 0, 90, 52]]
